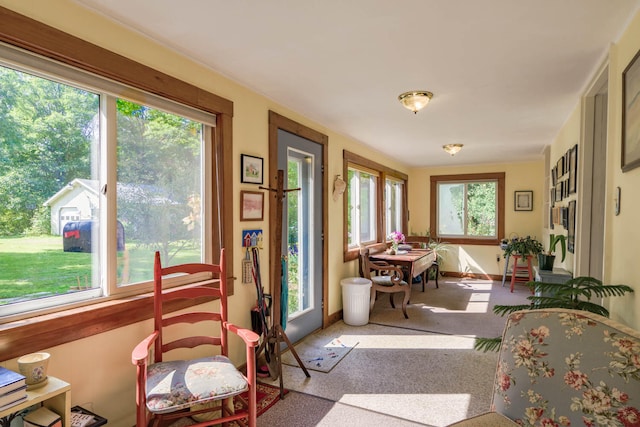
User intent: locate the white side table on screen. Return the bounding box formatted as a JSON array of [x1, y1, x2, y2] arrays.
[[0, 376, 70, 426]]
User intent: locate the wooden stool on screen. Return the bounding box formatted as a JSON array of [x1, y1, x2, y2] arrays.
[[509, 254, 533, 293]]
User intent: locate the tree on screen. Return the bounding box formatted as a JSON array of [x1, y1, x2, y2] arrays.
[[0, 66, 97, 235], [115, 100, 202, 262]]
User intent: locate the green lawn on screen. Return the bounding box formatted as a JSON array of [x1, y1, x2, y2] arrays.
[[0, 236, 200, 303], [0, 236, 89, 300]]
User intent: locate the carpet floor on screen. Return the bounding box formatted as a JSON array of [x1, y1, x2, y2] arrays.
[[258, 277, 531, 426]]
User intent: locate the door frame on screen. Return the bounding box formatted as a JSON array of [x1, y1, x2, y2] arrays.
[[576, 62, 608, 277], [268, 111, 329, 331]]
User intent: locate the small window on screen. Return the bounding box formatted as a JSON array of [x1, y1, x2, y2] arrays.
[[430, 173, 504, 245]]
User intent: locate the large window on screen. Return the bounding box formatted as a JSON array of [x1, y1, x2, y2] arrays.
[[0, 8, 233, 360], [430, 173, 504, 245], [343, 151, 407, 260], [0, 44, 215, 318]]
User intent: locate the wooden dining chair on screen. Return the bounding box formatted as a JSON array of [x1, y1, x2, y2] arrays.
[[359, 247, 411, 319], [131, 249, 259, 427]]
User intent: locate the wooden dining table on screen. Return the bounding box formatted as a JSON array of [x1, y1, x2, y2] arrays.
[[369, 248, 437, 289]]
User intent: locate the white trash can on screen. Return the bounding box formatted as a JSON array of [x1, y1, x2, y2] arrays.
[[340, 277, 372, 326]]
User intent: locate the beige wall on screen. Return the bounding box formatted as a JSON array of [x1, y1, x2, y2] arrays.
[[408, 161, 545, 276], [604, 11, 640, 328]]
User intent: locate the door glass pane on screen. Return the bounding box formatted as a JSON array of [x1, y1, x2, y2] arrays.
[[116, 99, 203, 285], [287, 152, 313, 318], [438, 183, 464, 235]]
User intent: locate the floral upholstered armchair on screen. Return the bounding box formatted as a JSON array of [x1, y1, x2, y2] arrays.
[[450, 308, 640, 427]]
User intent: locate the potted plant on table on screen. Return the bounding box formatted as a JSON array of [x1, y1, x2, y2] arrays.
[[537, 234, 566, 271]]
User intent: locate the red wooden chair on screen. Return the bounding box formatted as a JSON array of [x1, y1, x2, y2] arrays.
[[131, 249, 259, 427]]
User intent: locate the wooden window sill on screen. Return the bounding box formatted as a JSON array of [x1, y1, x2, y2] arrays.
[[0, 285, 219, 361]]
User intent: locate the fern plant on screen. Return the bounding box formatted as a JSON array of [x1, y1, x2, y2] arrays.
[[474, 276, 634, 352]]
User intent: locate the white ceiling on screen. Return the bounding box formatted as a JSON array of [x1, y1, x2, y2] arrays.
[[74, 0, 640, 167]]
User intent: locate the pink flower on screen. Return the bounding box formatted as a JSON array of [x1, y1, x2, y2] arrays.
[[564, 370, 589, 390], [632, 353, 640, 369], [558, 416, 571, 426], [582, 416, 594, 427], [525, 406, 544, 422], [499, 372, 511, 391], [540, 418, 559, 427], [617, 407, 640, 427], [516, 340, 535, 358], [389, 231, 405, 244], [615, 338, 636, 354], [530, 326, 550, 342]]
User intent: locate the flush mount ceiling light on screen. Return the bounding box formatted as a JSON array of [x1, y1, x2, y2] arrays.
[[398, 91, 433, 114], [443, 144, 463, 156]]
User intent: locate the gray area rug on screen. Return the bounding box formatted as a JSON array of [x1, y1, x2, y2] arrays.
[[369, 277, 532, 338], [281, 336, 358, 373]]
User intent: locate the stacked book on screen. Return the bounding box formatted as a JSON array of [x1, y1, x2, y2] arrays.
[[23, 407, 62, 427], [0, 366, 28, 411]]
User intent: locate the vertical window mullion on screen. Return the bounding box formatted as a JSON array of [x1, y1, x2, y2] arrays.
[[103, 95, 117, 294], [463, 183, 469, 237]]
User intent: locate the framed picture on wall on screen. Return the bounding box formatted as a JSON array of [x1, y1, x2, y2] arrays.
[[557, 157, 564, 177], [514, 190, 533, 211], [569, 144, 578, 194], [241, 154, 264, 184], [622, 47, 640, 172], [568, 200, 576, 253], [240, 190, 264, 221]]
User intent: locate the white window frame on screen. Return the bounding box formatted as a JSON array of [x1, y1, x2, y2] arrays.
[[348, 166, 378, 248], [385, 177, 404, 235]]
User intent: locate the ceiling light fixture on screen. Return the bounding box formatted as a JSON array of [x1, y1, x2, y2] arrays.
[[443, 144, 463, 156], [398, 91, 433, 114]]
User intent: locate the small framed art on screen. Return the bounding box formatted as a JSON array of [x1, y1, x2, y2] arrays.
[[514, 190, 533, 211], [241, 154, 264, 184], [240, 190, 264, 221]]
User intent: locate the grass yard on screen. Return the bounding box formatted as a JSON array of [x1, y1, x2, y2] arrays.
[[0, 235, 89, 301], [0, 236, 200, 304]]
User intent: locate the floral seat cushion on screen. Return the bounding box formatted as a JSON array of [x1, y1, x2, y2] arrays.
[[371, 276, 408, 287], [493, 309, 640, 427], [146, 355, 248, 414]]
